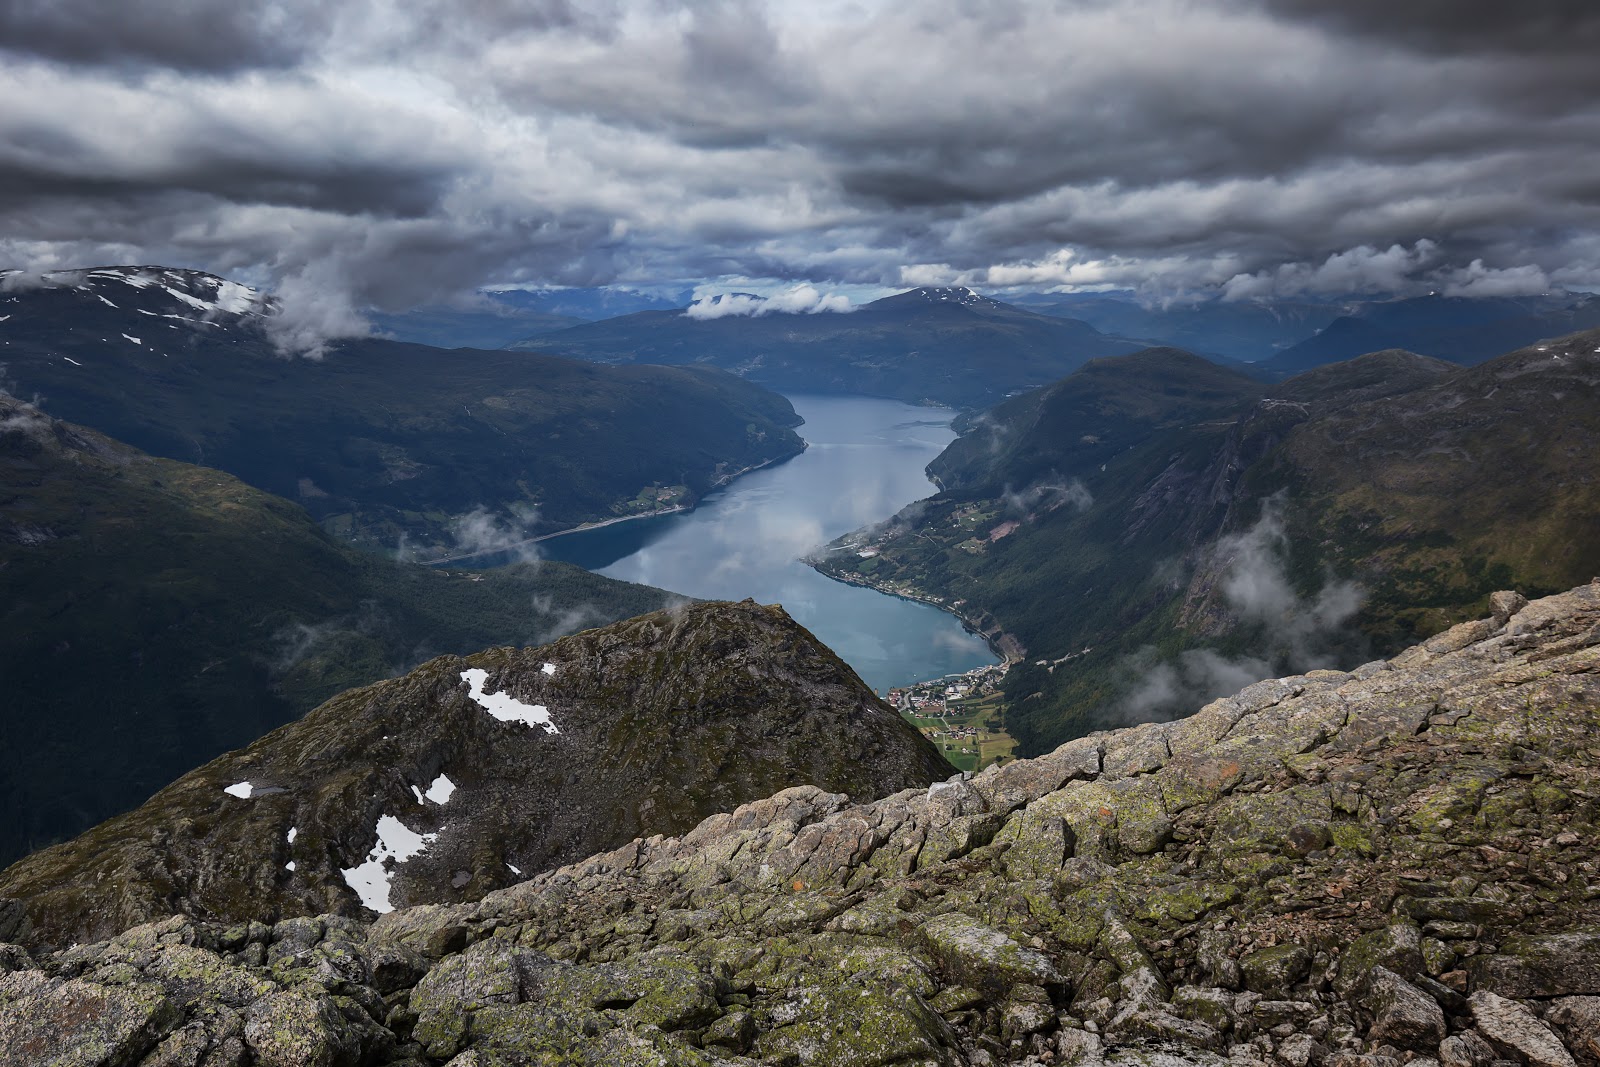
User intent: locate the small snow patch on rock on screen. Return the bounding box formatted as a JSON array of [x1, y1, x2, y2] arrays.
[[341, 814, 438, 914], [425, 774, 456, 804], [223, 782, 254, 799], [460, 668, 559, 734], [542, 662, 557, 676]]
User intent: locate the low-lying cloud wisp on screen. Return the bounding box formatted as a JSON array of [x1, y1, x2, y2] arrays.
[[1118, 494, 1364, 721], [1002, 477, 1093, 516], [684, 284, 854, 320]]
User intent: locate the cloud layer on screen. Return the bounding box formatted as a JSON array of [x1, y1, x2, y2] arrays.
[[684, 284, 854, 319], [2, 0, 1596, 343]]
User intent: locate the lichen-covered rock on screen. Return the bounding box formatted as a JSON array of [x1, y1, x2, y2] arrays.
[[753, 983, 958, 1066], [0, 971, 179, 1067], [2, 582, 1599, 1066], [1240, 945, 1312, 998], [1470, 991, 1578, 1067], [1365, 966, 1446, 1051], [1336, 925, 1422, 995], [1549, 997, 1600, 1067], [920, 913, 1063, 995], [242, 990, 361, 1067], [1438, 1030, 1498, 1067], [1470, 933, 1600, 998]]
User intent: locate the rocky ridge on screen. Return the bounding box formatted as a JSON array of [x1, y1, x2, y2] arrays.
[[3, 580, 1600, 1066], [0, 600, 951, 949]]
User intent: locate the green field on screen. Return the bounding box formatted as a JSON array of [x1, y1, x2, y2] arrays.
[[901, 692, 1017, 773]]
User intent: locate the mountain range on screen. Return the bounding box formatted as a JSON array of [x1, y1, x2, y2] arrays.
[[999, 289, 1600, 374], [1009, 291, 1351, 363], [509, 286, 1149, 408], [0, 267, 805, 555], [375, 282, 1600, 393], [367, 286, 690, 351], [813, 329, 1600, 752], [1262, 292, 1600, 375]]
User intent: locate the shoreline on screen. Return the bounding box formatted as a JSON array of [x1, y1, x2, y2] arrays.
[[804, 556, 1022, 670], [420, 444, 807, 568], [418, 505, 689, 567]]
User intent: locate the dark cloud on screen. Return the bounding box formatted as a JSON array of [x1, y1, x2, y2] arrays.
[[1257, 0, 1600, 56], [0, 0, 1596, 353], [0, 0, 328, 71]]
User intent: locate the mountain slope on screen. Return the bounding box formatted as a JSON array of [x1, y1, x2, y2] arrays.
[[0, 266, 805, 554], [0, 394, 674, 865], [928, 347, 1264, 492], [509, 286, 1148, 407], [368, 285, 693, 349], [1265, 292, 1600, 374], [814, 336, 1600, 751], [5, 582, 1599, 1066], [0, 600, 953, 947], [1011, 290, 1350, 362]]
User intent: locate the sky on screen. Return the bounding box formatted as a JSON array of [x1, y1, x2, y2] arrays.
[[2, 0, 1597, 343]]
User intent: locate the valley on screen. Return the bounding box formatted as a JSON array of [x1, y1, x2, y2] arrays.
[[7, 8, 1600, 1064], [536, 393, 999, 694], [813, 333, 1600, 756], [510, 286, 1148, 408], [6, 270, 1600, 1067]]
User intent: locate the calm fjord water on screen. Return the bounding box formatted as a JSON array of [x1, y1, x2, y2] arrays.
[[542, 394, 997, 693]]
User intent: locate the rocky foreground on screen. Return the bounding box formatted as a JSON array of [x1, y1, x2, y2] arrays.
[[4, 581, 1600, 1066]]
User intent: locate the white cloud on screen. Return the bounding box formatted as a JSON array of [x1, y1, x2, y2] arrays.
[[1, 0, 1597, 309], [1440, 259, 1551, 298], [684, 283, 854, 319]]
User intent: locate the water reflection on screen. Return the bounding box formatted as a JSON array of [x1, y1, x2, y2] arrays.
[[541, 395, 996, 692]]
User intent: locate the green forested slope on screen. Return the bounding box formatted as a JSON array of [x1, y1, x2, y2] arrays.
[[815, 338, 1600, 753]]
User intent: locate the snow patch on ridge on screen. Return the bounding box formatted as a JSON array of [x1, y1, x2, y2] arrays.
[[223, 782, 254, 799], [542, 662, 557, 676], [341, 814, 438, 914], [213, 279, 259, 314], [425, 774, 456, 804], [461, 668, 559, 734]]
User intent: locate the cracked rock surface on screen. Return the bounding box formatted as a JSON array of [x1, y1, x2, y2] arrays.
[[2, 581, 1599, 1066]]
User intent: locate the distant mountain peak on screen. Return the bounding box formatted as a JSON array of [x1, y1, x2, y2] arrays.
[[906, 285, 990, 306], [0, 264, 269, 342]]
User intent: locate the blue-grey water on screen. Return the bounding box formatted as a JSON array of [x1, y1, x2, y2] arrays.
[[541, 394, 997, 693]]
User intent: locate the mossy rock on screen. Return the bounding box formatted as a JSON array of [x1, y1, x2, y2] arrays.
[[1239, 944, 1312, 998]]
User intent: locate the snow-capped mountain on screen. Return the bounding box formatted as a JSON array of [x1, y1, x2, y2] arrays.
[[0, 265, 270, 359]]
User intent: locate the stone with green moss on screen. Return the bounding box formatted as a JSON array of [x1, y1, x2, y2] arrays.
[[1239, 944, 1312, 998]]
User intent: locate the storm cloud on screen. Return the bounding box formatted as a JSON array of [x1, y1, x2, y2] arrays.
[[2, 0, 1596, 345]]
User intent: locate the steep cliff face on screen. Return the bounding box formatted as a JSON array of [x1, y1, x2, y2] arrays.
[[3, 581, 1598, 1067], [0, 600, 951, 947]]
